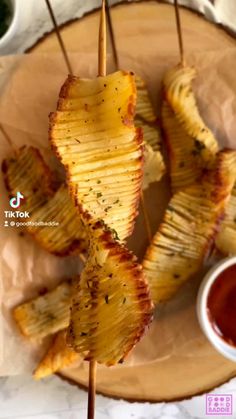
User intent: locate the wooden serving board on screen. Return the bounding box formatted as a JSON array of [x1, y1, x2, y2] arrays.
[[30, 1, 236, 402]]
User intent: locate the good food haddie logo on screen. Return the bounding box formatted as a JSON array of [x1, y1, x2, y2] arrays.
[[206, 394, 233, 416], [9, 191, 24, 209]]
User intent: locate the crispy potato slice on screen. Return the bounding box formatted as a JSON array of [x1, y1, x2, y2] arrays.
[[34, 330, 79, 380], [216, 184, 236, 255], [162, 65, 219, 192], [2, 145, 54, 212], [13, 281, 73, 339], [50, 71, 143, 241], [135, 76, 165, 187], [143, 150, 236, 304], [67, 222, 153, 366], [27, 184, 87, 256]]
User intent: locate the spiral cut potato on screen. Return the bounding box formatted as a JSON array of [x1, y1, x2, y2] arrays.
[[34, 330, 79, 379], [2, 146, 86, 256], [2, 145, 54, 212], [27, 185, 87, 256], [216, 184, 236, 255], [162, 65, 219, 192], [67, 221, 152, 365], [143, 150, 236, 304], [50, 71, 145, 242], [50, 70, 153, 365], [13, 281, 73, 339], [135, 76, 165, 188]]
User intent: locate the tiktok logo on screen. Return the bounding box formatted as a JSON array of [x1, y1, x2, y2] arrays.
[[9, 192, 24, 209]]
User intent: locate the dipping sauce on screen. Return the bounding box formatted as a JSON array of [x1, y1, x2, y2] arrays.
[[207, 264, 236, 346]]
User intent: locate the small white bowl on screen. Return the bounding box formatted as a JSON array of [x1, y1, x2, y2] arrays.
[[197, 256, 236, 362], [0, 0, 20, 50]]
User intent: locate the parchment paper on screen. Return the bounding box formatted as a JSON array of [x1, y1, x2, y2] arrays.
[[0, 47, 236, 376]]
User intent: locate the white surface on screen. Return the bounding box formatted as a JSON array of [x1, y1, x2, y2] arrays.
[[0, 374, 236, 419], [0, 1, 236, 418]]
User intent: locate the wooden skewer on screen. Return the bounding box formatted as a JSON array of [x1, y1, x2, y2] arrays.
[[105, 0, 152, 242], [88, 360, 97, 419], [98, 0, 107, 77], [87, 3, 107, 418], [44, 0, 73, 75], [174, 0, 185, 67], [105, 0, 119, 70]]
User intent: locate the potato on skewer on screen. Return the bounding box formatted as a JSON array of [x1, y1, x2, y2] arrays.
[[162, 65, 219, 193], [162, 65, 236, 258], [50, 70, 143, 242], [68, 221, 151, 365], [50, 69, 153, 365], [143, 150, 236, 304]]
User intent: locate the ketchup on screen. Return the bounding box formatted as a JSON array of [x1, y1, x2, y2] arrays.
[[207, 264, 236, 347]]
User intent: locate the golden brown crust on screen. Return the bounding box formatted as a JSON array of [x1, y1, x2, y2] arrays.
[[143, 150, 236, 304]]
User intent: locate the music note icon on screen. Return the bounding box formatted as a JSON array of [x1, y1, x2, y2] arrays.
[[9, 192, 24, 209]]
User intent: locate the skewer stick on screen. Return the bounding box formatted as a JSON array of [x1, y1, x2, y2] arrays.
[[88, 360, 97, 419], [174, 0, 185, 67], [87, 3, 107, 418], [105, 0, 119, 69], [105, 0, 152, 242], [44, 0, 73, 75], [98, 0, 107, 77]]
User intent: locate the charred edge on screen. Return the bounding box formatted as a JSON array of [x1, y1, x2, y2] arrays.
[[59, 75, 79, 101]]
